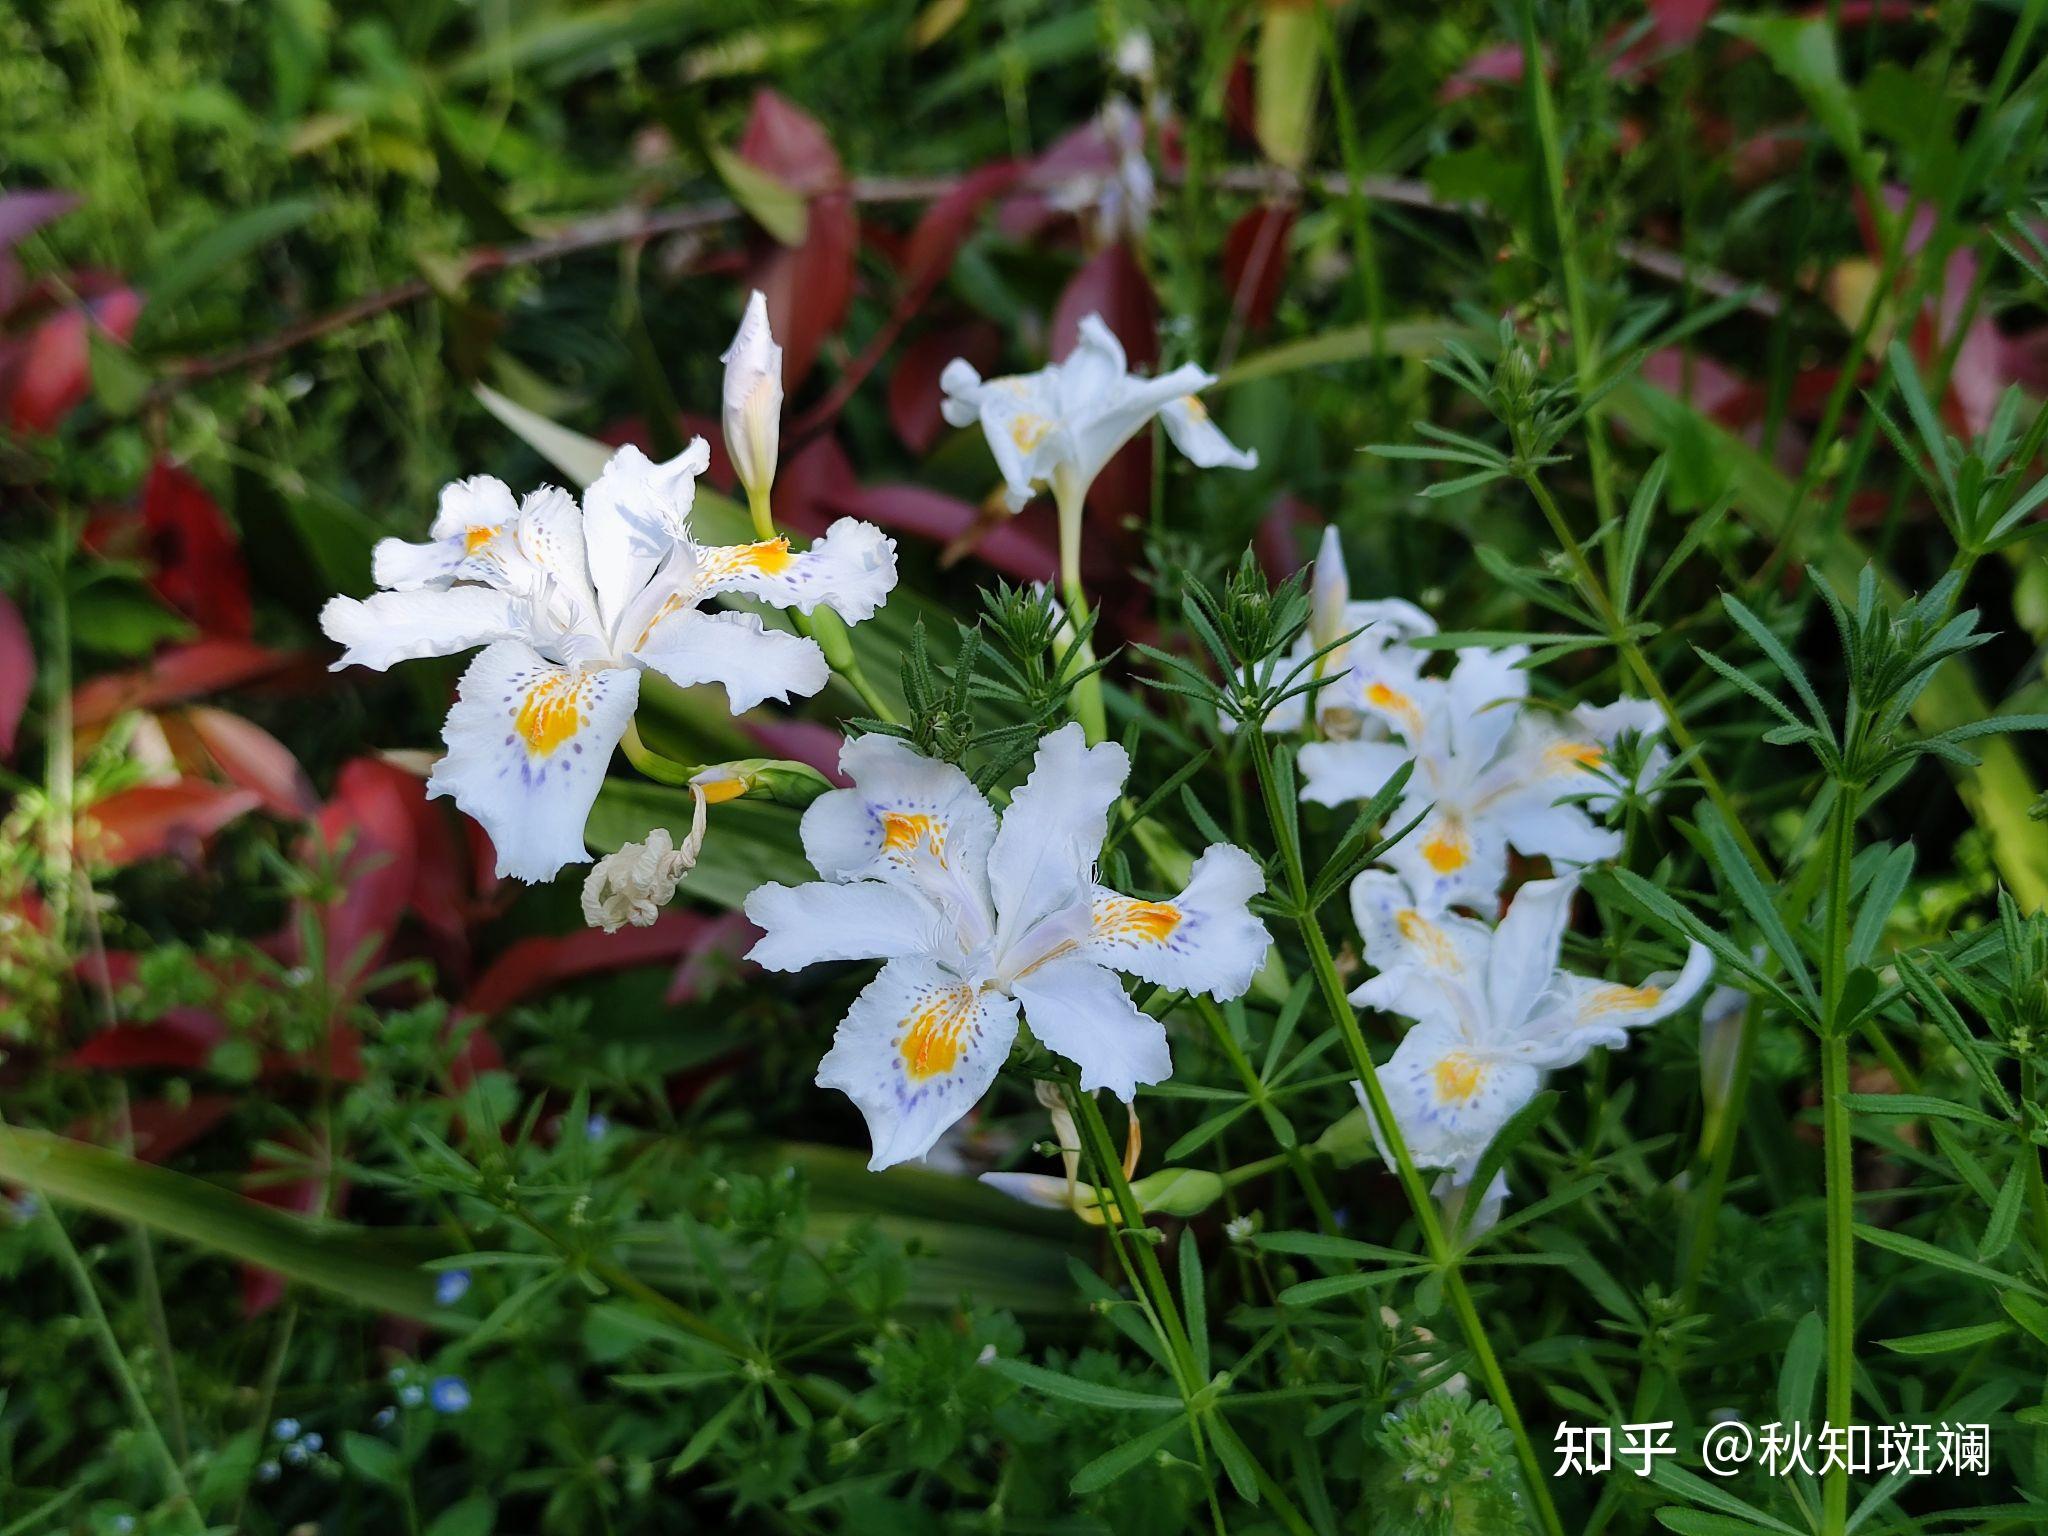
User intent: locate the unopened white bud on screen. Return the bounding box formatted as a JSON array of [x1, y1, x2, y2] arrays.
[[721, 290, 784, 502], [1310, 524, 1349, 653]]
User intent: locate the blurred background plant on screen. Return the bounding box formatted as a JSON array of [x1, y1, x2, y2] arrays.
[[6, 0, 2048, 1532]]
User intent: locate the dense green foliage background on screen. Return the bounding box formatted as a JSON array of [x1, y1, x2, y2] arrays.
[[6, 1, 2048, 1533]]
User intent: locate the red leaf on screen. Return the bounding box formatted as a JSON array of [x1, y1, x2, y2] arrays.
[[65, 1096, 234, 1163], [73, 638, 303, 726], [1052, 244, 1158, 368], [462, 914, 714, 1020], [84, 780, 261, 866], [889, 322, 999, 454], [180, 706, 317, 818], [306, 758, 420, 995], [1222, 202, 1296, 333], [740, 718, 849, 782], [141, 461, 252, 639], [901, 161, 1021, 299], [849, 482, 1061, 582], [739, 90, 855, 386], [0, 591, 31, 760], [6, 287, 140, 434], [68, 1013, 225, 1072]]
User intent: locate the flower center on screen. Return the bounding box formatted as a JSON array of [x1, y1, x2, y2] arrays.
[[1009, 413, 1053, 452], [900, 985, 975, 1080], [880, 811, 943, 858], [514, 673, 587, 757], [1420, 821, 1471, 874], [1432, 1050, 1485, 1105], [1395, 908, 1460, 971], [464, 525, 498, 553]]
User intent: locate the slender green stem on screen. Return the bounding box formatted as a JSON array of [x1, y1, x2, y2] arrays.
[[1817, 780, 1861, 1536], [1242, 730, 1566, 1536], [619, 721, 703, 787], [2022, 1062, 2048, 1274], [1192, 997, 1339, 1232], [28, 1182, 202, 1532], [1514, 0, 1620, 583], [1063, 1083, 1230, 1536], [1053, 473, 1109, 743]]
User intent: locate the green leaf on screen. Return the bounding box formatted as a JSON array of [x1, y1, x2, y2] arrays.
[[140, 196, 320, 326], [1656, 1515, 1791, 1536], [1777, 1311, 1825, 1429], [0, 1126, 448, 1319], [1876, 1321, 2012, 1355], [1856, 1224, 2043, 1297], [1178, 1232, 1210, 1381], [1847, 841, 1914, 967], [69, 584, 195, 658], [707, 143, 807, 246], [342, 1431, 407, 1488], [988, 1358, 1181, 1412], [2003, 1291, 2048, 1347], [1249, 1230, 1422, 1265], [1069, 1415, 1187, 1495], [1840, 1093, 2003, 1130], [1983, 1163, 2030, 1263], [426, 1494, 497, 1536], [1458, 1090, 1559, 1241], [473, 383, 615, 486], [1278, 1269, 1428, 1306], [1714, 16, 1866, 185]]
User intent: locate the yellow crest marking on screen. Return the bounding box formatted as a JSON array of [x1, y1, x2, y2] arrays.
[[464, 525, 498, 553], [1009, 413, 1053, 453], [1582, 983, 1661, 1018], [880, 811, 943, 857], [1095, 898, 1183, 944], [514, 673, 585, 757], [1432, 1050, 1485, 1105], [1420, 823, 1471, 874], [900, 985, 975, 1081], [1179, 394, 1209, 422]]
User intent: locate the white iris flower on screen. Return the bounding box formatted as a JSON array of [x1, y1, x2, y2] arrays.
[[1300, 645, 1668, 908], [939, 314, 1255, 514], [320, 444, 896, 882], [1247, 526, 1437, 739], [1349, 870, 1710, 1218], [744, 724, 1271, 1169]]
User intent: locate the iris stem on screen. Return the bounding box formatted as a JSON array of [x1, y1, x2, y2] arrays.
[[1242, 729, 1567, 1536], [1054, 474, 1109, 744], [1818, 780, 1862, 1536]]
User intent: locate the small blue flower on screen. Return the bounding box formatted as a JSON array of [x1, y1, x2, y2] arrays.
[[398, 1384, 424, 1407], [435, 1269, 471, 1305], [430, 1376, 471, 1414], [585, 1113, 610, 1142], [111, 1517, 135, 1535], [283, 1441, 309, 1467], [300, 1431, 323, 1453], [272, 1417, 301, 1442], [372, 1407, 396, 1428], [256, 1460, 280, 1484]]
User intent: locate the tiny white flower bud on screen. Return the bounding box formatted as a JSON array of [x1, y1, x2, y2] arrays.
[[721, 290, 784, 502], [1113, 30, 1154, 85], [1310, 525, 1350, 653]]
